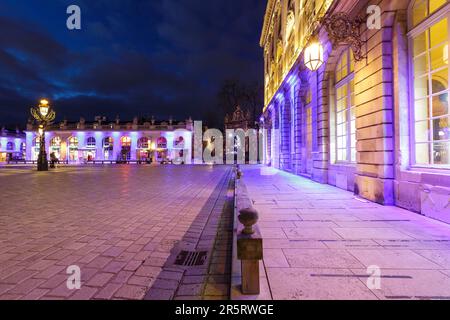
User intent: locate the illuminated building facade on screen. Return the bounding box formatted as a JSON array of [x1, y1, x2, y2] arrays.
[[25, 117, 193, 164], [0, 128, 26, 162], [260, 0, 450, 222]]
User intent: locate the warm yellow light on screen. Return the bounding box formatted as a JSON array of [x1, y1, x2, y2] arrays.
[[150, 142, 156, 150], [304, 38, 324, 71], [444, 44, 448, 65], [39, 99, 50, 117], [38, 125, 44, 136]]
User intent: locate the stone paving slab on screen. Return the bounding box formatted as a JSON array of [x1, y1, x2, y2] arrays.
[[0, 165, 229, 300], [241, 165, 450, 300]]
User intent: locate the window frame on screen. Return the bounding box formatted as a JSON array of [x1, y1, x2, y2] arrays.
[[334, 48, 356, 164], [408, 3, 450, 169]]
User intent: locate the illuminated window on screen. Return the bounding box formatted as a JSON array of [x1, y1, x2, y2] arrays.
[[412, 0, 447, 27], [138, 137, 150, 149], [174, 136, 184, 148], [410, 5, 449, 166], [51, 137, 61, 147], [87, 137, 96, 147], [33, 137, 40, 147], [68, 137, 78, 148], [335, 48, 356, 163], [103, 137, 113, 148], [121, 136, 131, 147], [157, 137, 167, 149]]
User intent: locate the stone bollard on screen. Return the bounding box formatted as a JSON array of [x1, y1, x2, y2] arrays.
[[237, 207, 262, 295]]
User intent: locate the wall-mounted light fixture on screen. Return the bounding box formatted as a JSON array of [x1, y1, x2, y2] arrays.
[[304, 35, 324, 71]]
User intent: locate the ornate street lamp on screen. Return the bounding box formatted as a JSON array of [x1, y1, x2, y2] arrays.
[[31, 99, 56, 171]]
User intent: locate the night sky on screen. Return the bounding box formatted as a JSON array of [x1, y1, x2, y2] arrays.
[[0, 0, 265, 128]]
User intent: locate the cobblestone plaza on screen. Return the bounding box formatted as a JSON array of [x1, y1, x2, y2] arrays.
[[1, 165, 450, 300], [0, 165, 232, 300]]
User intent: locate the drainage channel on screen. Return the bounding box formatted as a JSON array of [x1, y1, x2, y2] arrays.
[[144, 167, 234, 300]]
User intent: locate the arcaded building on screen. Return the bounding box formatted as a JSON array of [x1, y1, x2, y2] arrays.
[[260, 0, 450, 222], [0, 128, 26, 162], [25, 117, 193, 164]]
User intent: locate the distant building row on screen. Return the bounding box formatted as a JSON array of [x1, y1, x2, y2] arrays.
[[1, 117, 194, 164]]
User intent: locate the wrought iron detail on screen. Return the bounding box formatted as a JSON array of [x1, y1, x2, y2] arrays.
[[322, 12, 366, 61]]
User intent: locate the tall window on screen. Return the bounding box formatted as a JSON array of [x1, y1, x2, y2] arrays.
[[410, 1, 449, 166], [335, 48, 356, 163]]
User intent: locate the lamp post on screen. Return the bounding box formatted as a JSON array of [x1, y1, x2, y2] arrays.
[[31, 99, 56, 171]]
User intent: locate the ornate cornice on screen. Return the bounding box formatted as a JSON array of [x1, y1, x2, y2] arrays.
[[260, 0, 277, 47]]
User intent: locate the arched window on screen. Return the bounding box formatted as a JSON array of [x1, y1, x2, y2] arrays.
[[157, 137, 167, 149], [103, 137, 114, 160], [410, 1, 449, 166], [103, 137, 113, 148], [174, 136, 184, 148], [121, 136, 131, 147], [33, 137, 40, 147], [51, 137, 61, 147], [138, 137, 150, 149], [6, 142, 13, 151], [68, 137, 78, 148], [335, 48, 356, 163], [87, 137, 96, 147]]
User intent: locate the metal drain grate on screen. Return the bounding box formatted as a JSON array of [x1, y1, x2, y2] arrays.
[[174, 250, 208, 267]]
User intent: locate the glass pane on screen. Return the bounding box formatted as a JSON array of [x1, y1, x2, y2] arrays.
[[432, 93, 449, 117], [433, 116, 449, 140], [430, 43, 447, 71], [415, 120, 430, 142], [350, 107, 356, 121], [414, 75, 429, 98], [412, 0, 428, 27], [415, 98, 430, 121], [339, 136, 347, 148], [342, 84, 348, 97], [430, 18, 448, 48], [433, 142, 450, 165], [351, 120, 356, 135], [350, 50, 355, 73], [414, 54, 429, 75], [430, 0, 446, 14], [351, 148, 356, 162], [337, 86, 343, 99], [337, 149, 345, 161], [337, 110, 346, 124], [416, 143, 430, 164], [413, 31, 428, 56], [431, 68, 448, 94], [337, 123, 345, 136], [351, 133, 356, 148]]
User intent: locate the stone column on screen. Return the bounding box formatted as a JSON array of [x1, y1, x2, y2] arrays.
[[280, 93, 292, 172], [312, 68, 330, 184], [354, 12, 395, 205]]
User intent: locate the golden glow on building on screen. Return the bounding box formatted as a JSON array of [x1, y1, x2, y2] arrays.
[[260, 0, 333, 110]]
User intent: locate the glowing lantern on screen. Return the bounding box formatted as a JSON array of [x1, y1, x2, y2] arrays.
[[39, 99, 50, 117], [304, 36, 324, 71]]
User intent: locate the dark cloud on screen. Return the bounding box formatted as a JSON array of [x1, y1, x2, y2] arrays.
[[0, 0, 265, 128]]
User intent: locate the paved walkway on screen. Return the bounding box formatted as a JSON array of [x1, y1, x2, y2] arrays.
[[242, 166, 450, 300], [0, 165, 230, 300]]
